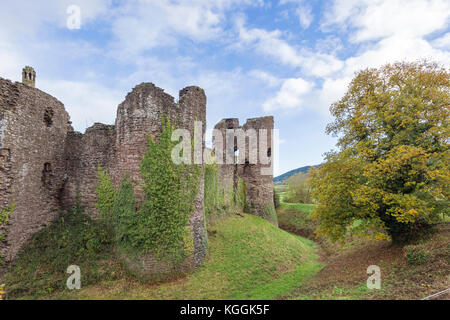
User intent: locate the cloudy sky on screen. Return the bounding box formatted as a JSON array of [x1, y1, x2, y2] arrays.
[[1, 0, 449, 175]]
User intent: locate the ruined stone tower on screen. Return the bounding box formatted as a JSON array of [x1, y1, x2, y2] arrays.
[[213, 116, 277, 226], [1, 70, 72, 263], [22, 66, 36, 88], [0, 66, 275, 278]]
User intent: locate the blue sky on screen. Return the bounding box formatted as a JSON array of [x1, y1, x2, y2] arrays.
[[1, 0, 449, 175]]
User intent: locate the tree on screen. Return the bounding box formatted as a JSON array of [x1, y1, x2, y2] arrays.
[[309, 61, 449, 243], [285, 172, 312, 204]]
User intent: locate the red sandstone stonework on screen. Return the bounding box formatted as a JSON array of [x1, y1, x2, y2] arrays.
[[0, 69, 273, 276]]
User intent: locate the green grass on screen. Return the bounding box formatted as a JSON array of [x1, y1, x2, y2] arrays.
[[63, 214, 321, 300], [2, 212, 322, 300], [2, 207, 123, 299], [281, 203, 315, 215], [276, 202, 317, 240]]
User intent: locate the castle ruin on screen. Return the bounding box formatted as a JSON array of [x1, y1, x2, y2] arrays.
[[0, 67, 274, 275]]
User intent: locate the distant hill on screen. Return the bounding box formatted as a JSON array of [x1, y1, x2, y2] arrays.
[[274, 165, 317, 183]]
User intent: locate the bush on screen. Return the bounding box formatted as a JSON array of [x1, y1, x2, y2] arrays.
[[284, 172, 312, 204], [137, 118, 202, 261], [3, 203, 118, 298], [204, 163, 225, 217], [112, 177, 137, 248], [406, 248, 429, 265]]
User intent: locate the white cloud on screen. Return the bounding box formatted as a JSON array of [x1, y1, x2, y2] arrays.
[[40, 80, 123, 132], [263, 77, 313, 112], [236, 19, 344, 77], [296, 5, 314, 29], [432, 32, 450, 50], [0, 0, 111, 36], [323, 0, 450, 43], [236, 20, 303, 67], [248, 70, 283, 88], [109, 0, 258, 58]]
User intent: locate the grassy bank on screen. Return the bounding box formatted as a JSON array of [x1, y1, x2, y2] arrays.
[[275, 198, 450, 300], [2, 211, 322, 300]]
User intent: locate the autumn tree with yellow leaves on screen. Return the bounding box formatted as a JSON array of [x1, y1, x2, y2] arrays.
[[309, 61, 449, 243]]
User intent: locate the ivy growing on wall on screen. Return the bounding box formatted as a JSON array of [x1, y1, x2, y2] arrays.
[[204, 163, 225, 216], [111, 177, 137, 248], [95, 118, 202, 264], [95, 166, 116, 223], [0, 204, 14, 265], [138, 118, 201, 261]]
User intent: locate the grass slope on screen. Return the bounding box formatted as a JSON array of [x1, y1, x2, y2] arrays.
[[275, 198, 450, 300], [2, 212, 322, 300]]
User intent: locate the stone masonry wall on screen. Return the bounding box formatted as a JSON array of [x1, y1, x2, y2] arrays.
[[213, 116, 275, 225], [239, 116, 275, 225], [0, 68, 272, 274], [0, 77, 72, 263], [61, 82, 208, 269], [61, 123, 116, 215]]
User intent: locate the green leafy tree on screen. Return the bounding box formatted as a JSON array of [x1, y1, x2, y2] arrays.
[[309, 61, 449, 243], [95, 166, 116, 222], [285, 172, 313, 204]]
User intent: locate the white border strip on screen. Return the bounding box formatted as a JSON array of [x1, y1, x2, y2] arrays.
[[422, 288, 450, 300]]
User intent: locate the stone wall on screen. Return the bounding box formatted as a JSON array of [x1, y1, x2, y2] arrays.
[[0, 68, 273, 274], [0, 77, 72, 262], [213, 116, 276, 225], [239, 116, 275, 225], [61, 123, 116, 214]]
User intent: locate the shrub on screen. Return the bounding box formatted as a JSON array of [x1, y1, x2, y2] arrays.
[[234, 178, 247, 211], [284, 172, 312, 204], [406, 248, 429, 265], [112, 177, 137, 247], [204, 163, 225, 216], [3, 203, 117, 298]]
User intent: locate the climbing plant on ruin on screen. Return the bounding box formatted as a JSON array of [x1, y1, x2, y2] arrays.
[[136, 118, 202, 261], [111, 177, 137, 248], [95, 166, 116, 223], [0, 204, 14, 264], [204, 163, 224, 216]]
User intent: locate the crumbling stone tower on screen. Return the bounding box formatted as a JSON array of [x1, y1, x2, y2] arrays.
[[22, 66, 36, 88], [1, 67, 209, 274], [0, 66, 275, 279], [213, 116, 276, 226], [61, 83, 208, 278], [0, 70, 72, 263]]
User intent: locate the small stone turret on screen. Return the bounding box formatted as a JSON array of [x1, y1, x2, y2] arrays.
[[22, 66, 36, 87]]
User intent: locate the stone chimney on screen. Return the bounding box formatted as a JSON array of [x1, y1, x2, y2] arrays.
[[22, 66, 36, 87]]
